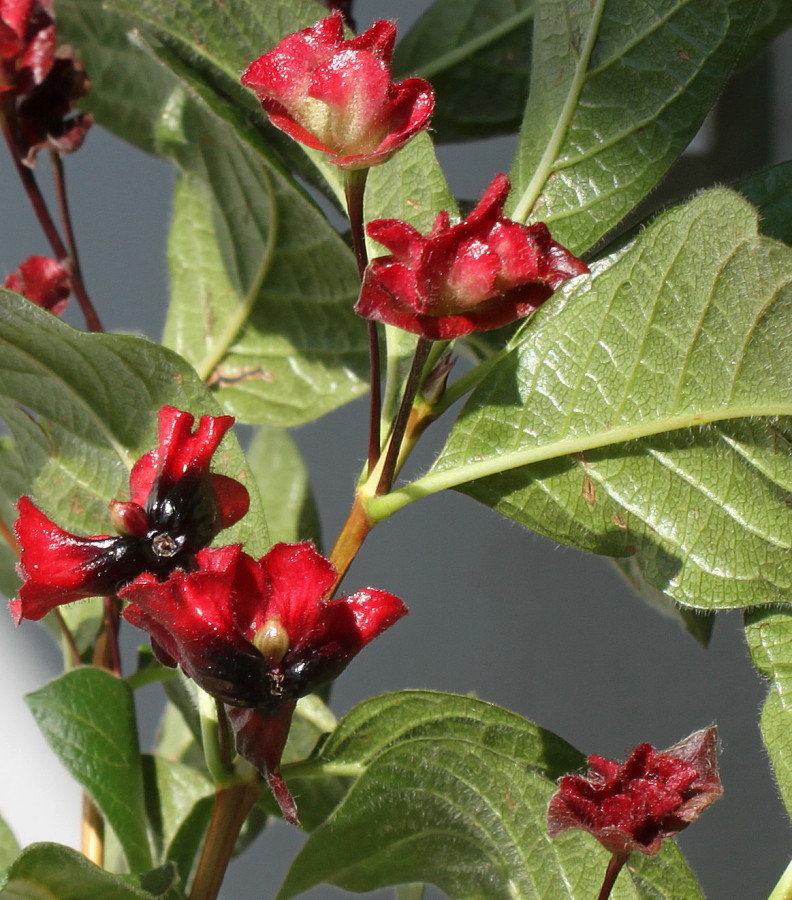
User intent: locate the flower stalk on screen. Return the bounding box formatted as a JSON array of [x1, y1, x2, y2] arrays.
[[188, 780, 259, 900]]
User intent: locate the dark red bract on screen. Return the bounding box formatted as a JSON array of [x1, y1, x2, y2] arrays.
[[547, 727, 722, 856], [120, 540, 407, 823], [4, 254, 70, 313], [241, 13, 434, 169], [15, 47, 92, 164], [355, 174, 589, 340], [11, 406, 249, 623]]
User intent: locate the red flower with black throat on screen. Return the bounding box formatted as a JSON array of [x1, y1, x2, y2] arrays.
[[11, 406, 249, 623], [241, 13, 434, 169], [356, 174, 589, 340], [120, 541, 407, 823]]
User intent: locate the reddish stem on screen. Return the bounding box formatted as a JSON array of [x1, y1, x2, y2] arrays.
[[0, 110, 102, 331], [376, 337, 431, 495], [344, 168, 381, 473], [49, 149, 103, 331], [189, 781, 259, 900], [597, 852, 629, 900]]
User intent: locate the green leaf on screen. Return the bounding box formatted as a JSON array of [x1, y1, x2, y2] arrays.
[[0, 291, 268, 555], [739, 0, 792, 65], [0, 814, 20, 877], [142, 755, 213, 884], [745, 608, 792, 817], [162, 120, 369, 427], [278, 690, 703, 899], [394, 0, 534, 143], [25, 668, 152, 872], [375, 189, 792, 610], [247, 428, 320, 545], [508, 0, 761, 253], [736, 161, 792, 246], [55, 0, 180, 156], [0, 844, 182, 899]]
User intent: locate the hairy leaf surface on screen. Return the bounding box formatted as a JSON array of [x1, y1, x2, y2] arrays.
[[279, 691, 703, 899], [509, 0, 761, 253], [386, 190, 792, 610]]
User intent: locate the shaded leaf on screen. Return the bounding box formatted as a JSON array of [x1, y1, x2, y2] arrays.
[[0, 844, 182, 899], [382, 189, 792, 610], [247, 427, 320, 545], [142, 755, 213, 884], [508, 0, 761, 253], [610, 556, 714, 647], [162, 121, 369, 427], [736, 161, 792, 246], [278, 690, 703, 899], [26, 668, 152, 872], [739, 0, 792, 65], [394, 0, 534, 143]]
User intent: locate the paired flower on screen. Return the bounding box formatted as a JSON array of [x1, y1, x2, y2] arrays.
[[121, 540, 406, 822], [241, 13, 434, 169], [4, 254, 70, 313], [356, 174, 589, 340], [547, 727, 722, 858], [12, 406, 249, 623], [12, 404, 406, 822]]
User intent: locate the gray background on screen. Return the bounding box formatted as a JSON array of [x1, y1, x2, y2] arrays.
[[1, 3, 791, 898]]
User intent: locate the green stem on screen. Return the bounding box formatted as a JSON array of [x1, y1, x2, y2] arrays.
[[365, 403, 792, 523], [194, 167, 278, 382], [199, 690, 234, 786], [281, 759, 366, 780], [768, 857, 792, 900], [510, 0, 607, 223]]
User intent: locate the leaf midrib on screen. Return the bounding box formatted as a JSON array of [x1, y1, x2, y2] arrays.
[[368, 404, 792, 519]]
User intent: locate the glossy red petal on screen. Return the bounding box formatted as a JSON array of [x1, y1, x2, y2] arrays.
[[252, 541, 336, 643], [13, 496, 115, 621], [241, 14, 432, 169], [357, 173, 588, 337]]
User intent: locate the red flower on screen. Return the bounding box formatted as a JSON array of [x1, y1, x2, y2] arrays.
[[4, 254, 70, 313], [120, 541, 406, 823], [547, 728, 722, 857], [0, 0, 56, 99], [355, 174, 589, 340], [241, 13, 434, 169], [15, 48, 92, 164], [11, 406, 249, 623]]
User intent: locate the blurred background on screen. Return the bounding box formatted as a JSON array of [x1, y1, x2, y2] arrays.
[[0, 2, 790, 898]]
